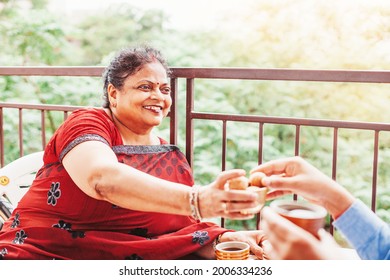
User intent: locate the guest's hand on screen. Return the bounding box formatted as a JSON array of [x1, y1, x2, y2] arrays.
[[260, 207, 342, 260], [251, 156, 355, 219]]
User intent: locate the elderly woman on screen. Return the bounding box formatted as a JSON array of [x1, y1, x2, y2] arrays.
[[0, 46, 267, 260]]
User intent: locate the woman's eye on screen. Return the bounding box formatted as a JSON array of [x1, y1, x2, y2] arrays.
[[139, 85, 151, 90], [161, 87, 171, 94]]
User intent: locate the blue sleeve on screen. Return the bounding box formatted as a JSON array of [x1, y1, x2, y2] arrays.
[[333, 199, 390, 260]]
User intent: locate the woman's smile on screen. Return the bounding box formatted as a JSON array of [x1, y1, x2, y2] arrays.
[[143, 105, 163, 114]]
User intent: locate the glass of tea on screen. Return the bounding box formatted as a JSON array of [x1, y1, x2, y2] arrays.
[[269, 199, 328, 238], [243, 186, 268, 214], [215, 241, 250, 260]]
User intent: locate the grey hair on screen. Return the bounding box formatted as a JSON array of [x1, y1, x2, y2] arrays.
[[102, 45, 172, 108]]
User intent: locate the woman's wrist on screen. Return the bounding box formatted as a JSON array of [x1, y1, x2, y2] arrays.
[[189, 185, 202, 220]]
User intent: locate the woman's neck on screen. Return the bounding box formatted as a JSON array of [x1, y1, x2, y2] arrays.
[[105, 108, 159, 145]]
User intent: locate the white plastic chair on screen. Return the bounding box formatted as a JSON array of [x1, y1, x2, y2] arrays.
[[0, 151, 44, 227]]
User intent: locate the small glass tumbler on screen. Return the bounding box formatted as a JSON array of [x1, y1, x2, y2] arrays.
[[215, 241, 250, 260]]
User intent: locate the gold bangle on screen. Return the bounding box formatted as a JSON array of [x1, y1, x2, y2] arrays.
[[189, 185, 202, 221]]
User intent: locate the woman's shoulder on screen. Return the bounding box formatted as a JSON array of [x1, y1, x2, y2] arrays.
[[44, 107, 120, 162], [63, 107, 113, 126], [69, 107, 107, 118]]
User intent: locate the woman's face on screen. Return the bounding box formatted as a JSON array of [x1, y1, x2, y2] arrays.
[[111, 62, 172, 133]]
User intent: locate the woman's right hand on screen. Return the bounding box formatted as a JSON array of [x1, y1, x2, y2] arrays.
[[197, 169, 259, 220]]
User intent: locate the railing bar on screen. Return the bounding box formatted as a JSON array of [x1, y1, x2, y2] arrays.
[[210, 67, 376, 84], [18, 109, 23, 157], [256, 123, 265, 229], [222, 121, 227, 171], [332, 128, 339, 181], [171, 68, 390, 84], [221, 120, 228, 229], [185, 78, 195, 167], [256, 124, 264, 229], [329, 127, 339, 235], [0, 108, 3, 166], [169, 78, 178, 145], [295, 125, 301, 156], [0, 102, 82, 111], [4, 102, 390, 131], [41, 110, 46, 149], [371, 131, 380, 212], [191, 112, 390, 131], [1, 67, 389, 84], [0, 66, 104, 77], [292, 125, 301, 201], [258, 123, 264, 164]]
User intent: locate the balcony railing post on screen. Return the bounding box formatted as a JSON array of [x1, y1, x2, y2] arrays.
[[372, 130, 380, 211], [258, 123, 264, 165], [295, 125, 301, 156], [18, 108, 23, 157], [329, 127, 340, 234], [0, 107, 3, 166], [221, 121, 227, 171], [169, 78, 178, 145], [41, 110, 46, 149], [185, 78, 195, 167]]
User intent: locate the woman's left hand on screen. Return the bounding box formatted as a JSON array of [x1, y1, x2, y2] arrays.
[[219, 230, 270, 259]]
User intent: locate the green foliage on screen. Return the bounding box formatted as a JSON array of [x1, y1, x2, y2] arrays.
[[74, 5, 170, 65], [1, 10, 67, 65]]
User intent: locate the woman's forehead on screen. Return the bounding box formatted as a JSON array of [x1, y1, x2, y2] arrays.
[[129, 62, 168, 82]]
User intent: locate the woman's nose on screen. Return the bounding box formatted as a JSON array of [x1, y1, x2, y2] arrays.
[[151, 88, 164, 100]]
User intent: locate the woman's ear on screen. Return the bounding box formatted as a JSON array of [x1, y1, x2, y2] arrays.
[[107, 84, 117, 108]]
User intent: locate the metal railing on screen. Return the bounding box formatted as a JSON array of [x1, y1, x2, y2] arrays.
[[1, 66, 390, 232]]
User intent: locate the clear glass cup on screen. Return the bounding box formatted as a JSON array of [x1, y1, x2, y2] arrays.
[[240, 186, 268, 215]]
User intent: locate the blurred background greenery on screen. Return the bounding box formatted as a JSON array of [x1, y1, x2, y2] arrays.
[[1, 0, 389, 238]]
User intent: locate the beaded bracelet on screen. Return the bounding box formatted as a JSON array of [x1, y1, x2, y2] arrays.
[[189, 185, 202, 221]]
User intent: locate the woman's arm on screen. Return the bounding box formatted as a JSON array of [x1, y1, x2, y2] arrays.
[[62, 140, 258, 219]]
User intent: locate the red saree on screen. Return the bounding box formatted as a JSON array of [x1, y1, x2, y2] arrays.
[[0, 108, 229, 259]]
